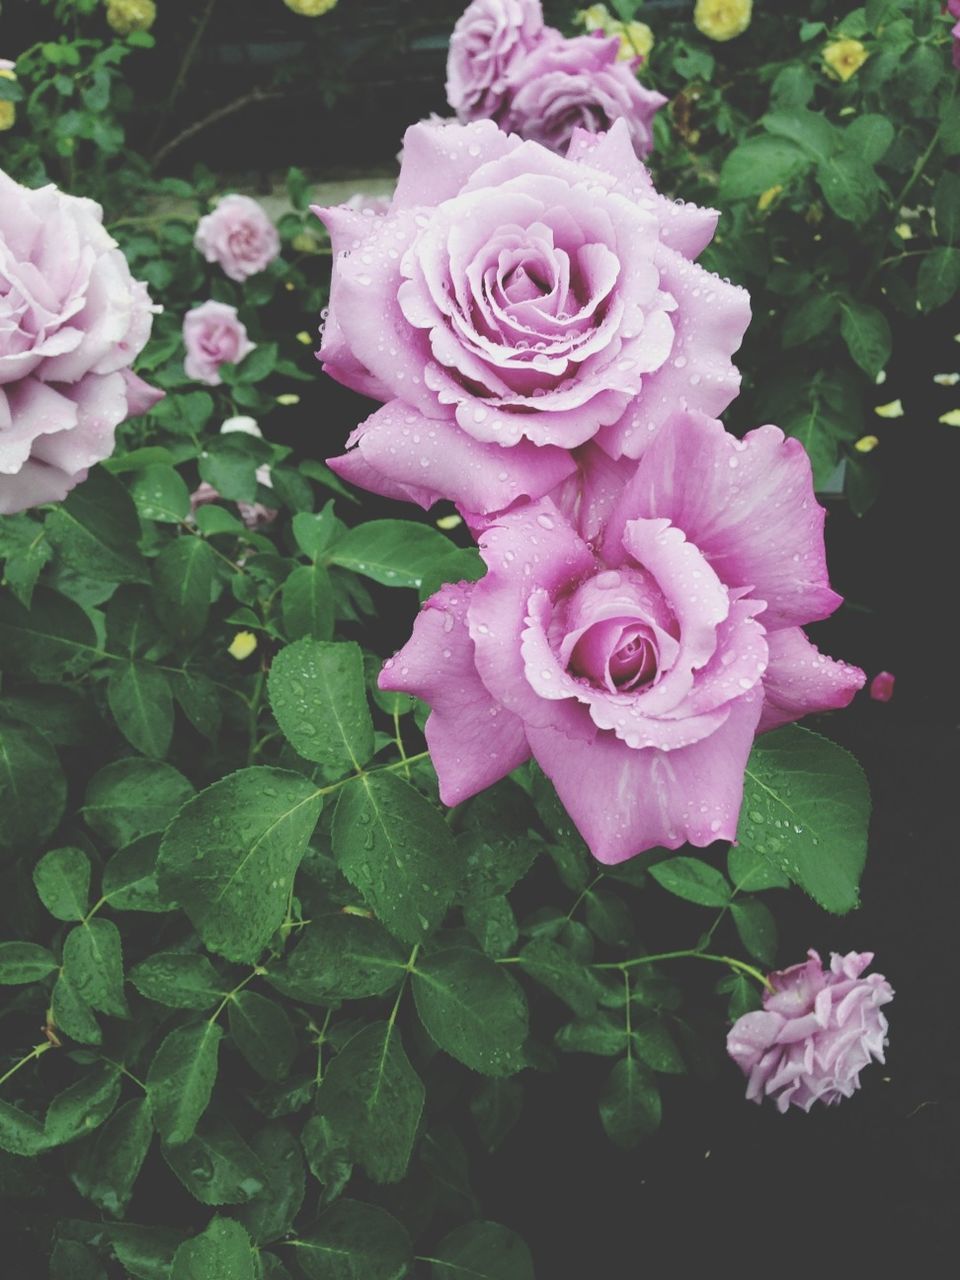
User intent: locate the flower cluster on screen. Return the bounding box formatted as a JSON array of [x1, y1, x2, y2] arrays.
[[0, 167, 161, 513], [446, 0, 665, 158], [727, 951, 894, 1112], [316, 118, 865, 862]]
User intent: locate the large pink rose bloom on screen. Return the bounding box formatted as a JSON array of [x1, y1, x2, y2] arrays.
[[0, 168, 161, 514], [727, 950, 894, 1113], [502, 34, 667, 159], [318, 119, 750, 520], [194, 194, 280, 283], [380, 411, 864, 863], [446, 0, 546, 123]]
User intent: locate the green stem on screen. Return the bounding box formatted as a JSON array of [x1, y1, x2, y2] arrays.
[[149, 0, 220, 154], [595, 949, 773, 992], [313, 751, 431, 801], [208, 966, 264, 1025], [393, 709, 410, 780], [895, 80, 955, 209], [246, 668, 266, 768], [0, 1041, 52, 1089]]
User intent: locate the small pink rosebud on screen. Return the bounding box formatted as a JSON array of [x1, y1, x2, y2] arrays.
[[869, 671, 896, 703]]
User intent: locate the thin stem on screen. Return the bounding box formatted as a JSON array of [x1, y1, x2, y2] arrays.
[[312, 1008, 333, 1087], [895, 80, 954, 209], [313, 751, 430, 801], [564, 872, 604, 923], [594, 949, 773, 992], [208, 966, 264, 1025], [393, 709, 410, 780], [148, 0, 220, 155], [99, 1056, 147, 1092], [246, 668, 266, 768], [0, 1041, 52, 1089]]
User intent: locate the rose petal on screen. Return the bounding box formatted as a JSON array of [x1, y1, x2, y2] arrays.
[[759, 628, 865, 732]]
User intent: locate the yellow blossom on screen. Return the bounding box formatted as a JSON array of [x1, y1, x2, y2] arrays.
[[693, 0, 752, 43], [576, 6, 654, 59], [939, 409, 960, 427], [757, 185, 783, 212], [933, 373, 959, 386], [228, 631, 258, 661], [0, 63, 16, 132], [105, 0, 157, 37], [284, 0, 338, 15], [895, 223, 913, 240], [276, 393, 301, 406], [436, 513, 463, 531], [823, 38, 869, 82], [577, 4, 611, 31], [854, 435, 879, 453], [874, 399, 904, 419], [296, 331, 314, 345]]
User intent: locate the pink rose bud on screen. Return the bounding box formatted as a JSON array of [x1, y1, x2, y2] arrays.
[[727, 950, 894, 1113], [182, 301, 256, 386], [0, 168, 160, 513], [869, 671, 895, 702], [194, 194, 280, 282]]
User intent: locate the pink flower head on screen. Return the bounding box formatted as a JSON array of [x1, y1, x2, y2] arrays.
[[318, 118, 750, 520], [446, 0, 546, 123], [727, 950, 894, 1113], [502, 33, 667, 159], [869, 670, 895, 702], [182, 300, 256, 386], [194, 194, 280, 283], [379, 410, 864, 862], [0, 168, 162, 514]]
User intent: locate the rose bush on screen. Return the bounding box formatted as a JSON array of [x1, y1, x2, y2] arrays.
[[0, 167, 160, 514], [381, 410, 864, 861], [319, 118, 749, 520]]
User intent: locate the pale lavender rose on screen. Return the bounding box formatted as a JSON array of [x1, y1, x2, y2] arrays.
[[194, 194, 280, 283], [189, 417, 277, 529], [502, 33, 667, 158], [380, 410, 864, 863], [446, 0, 546, 122], [727, 950, 893, 1113], [0, 168, 161, 514], [182, 300, 256, 386], [318, 119, 750, 520]]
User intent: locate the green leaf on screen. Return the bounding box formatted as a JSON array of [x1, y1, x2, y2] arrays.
[[0, 587, 100, 680], [935, 171, 960, 246], [817, 154, 879, 224], [157, 767, 323, 963], [110, 1225, 183, 1280], [162, 1117, 267, 1205], [555, 1015, 628, 1057], [0, 941, 58, 984], [782, 294, 838, 348], [44, 1063, 121, 1146], [328, 520, 458, 589], [172, 1216, 256, 1280], [146, 1021, 223, 1145], [237, 1124, 306, 1244], [173, 670, 223, 740], [648, 857, 731, 907], [49, 1240, 104, 1280], [518, 938, 598, 1017], [292, 507, 341, 560], [51, 970, 101, 1045], [130, 465, 192, 523], [282, 563, 335, 641], [69, 1096, 153, 1216], [0, 1100, 50, 1156], [429, 1221, 535, 1280], [267, 639, 374, 772], [731, 899, 777, 965], [918, 247, 960, 312], [718, 136, 810, 201], [33, 846, 90, 920], [265, 913, 406, 1002], [316, 1021, 424, 1184], [198, 446, 259, 503], [842, 113, 894, 165], [737, 726, 870, 913], [464, 895, 518, 958], [130, 953, 225, 1009], [632, 1020, 685, 1074], [108, 662, 174, 758], [2, 719, 65, 850], [727, 846, 790, 891], [585, 889, 632, 947], [229, 990, 297, 1081], [153, 538, 216, 644], [762, 108, 837, 161], [598, 1057, 661, 1148], [412, 948, 528, 1076], [45, 466, 148, 584], [470, 1079, 523, 1154], [103, 834, 176, 912], [84, 758, 194, 847], [291, 1198, 412, 1280], [840, 301, 892, 377], [63, 920, 127, 1017], [332, 772, 460, 944]]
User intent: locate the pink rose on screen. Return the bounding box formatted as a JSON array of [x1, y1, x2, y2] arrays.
[[379, 411, 864, 863], [182, 300, 256, 386], [868, 670, 895, 702], [446, 0, 546, 123], [194, 194, 280, 283], [727, 950, 894, 1113], [502, 34, 667, 158], [0, 168, 161, 514], [318, 119, 750, 520]]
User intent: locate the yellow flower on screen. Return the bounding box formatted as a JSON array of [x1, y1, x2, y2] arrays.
[[228, 631, 258, 661], [284, 0, 339, 15], [576, 6, 654, 59], [576, 4, 611, 31], [296, 330, 314, 345], [933, 373, 959, 386], [854, 435, 879, 453], [693, 0, 752, 43], [823, 38, 869, 82], [0, 63, 16, 131], [874, 399, 904, 419], [895, 223, 913, 240], [757, 185, 783, 212], [105, 0, 157, 37], [939, 409, 960, 427]]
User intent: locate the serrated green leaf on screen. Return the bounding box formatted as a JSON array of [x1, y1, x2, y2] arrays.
[[762, 108, 837, 161], [0, 941, 58, 984], [131, 465, 192, 523], [0, 587, 100, 680], [649, 857, 731, 907], [840, 301, 892, 377], [45, 467, 148, 584], [598, 1056, 661, 1148], [153, 537, 216, 644], [315, 1022, 424, 1184], [62, 920, 127, 1017], [0, 720, 66, 849], [110, 1225, 183, 1280], [268, 639, 373, 771], [428, 1220, 535, 1280], [146, 1021, 223, 1145], [555, 1015, 627, 1057], [718, 136, 810, 201], [32, 846, 89, 921], [108, 661, 174, 758], [0, 1100, 50, 1156], [632, 1020, 685, 1074], [918, 246, 960, 312], [162, 1117, 267, 1205], [332, 772, 460, 944], [172, 1216, 256, 1280], [237, 1124, 306, 1245], [731, 899, 778, 965], [518, 938, 598, 1016], [291, 1198, 412, 1280], [328, 519, 459, 589], [727, 845, 790, 891], [83, 757, 194, 847], [265, 913, 406, 1002], [282, 562, 335, 641], [172, 670, 223, 740], [817, 154, 879, 224], [157, 767, 323, 963], [130, 953, 225, 1009], [469, 1079, 523, 1154], [68, 1096, 153, 1216], [412, 948, 528, 1076], [229, 990, 297, 1081], [51, 970, 101, 1045], [103, 834, 175, 912], [842, 113, 894, 165], [44, 1063, 121, 1146], [464, 895, 518, 958]]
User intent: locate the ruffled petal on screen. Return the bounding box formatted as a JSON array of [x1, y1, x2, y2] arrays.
[[759, 628, 865, 732]]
